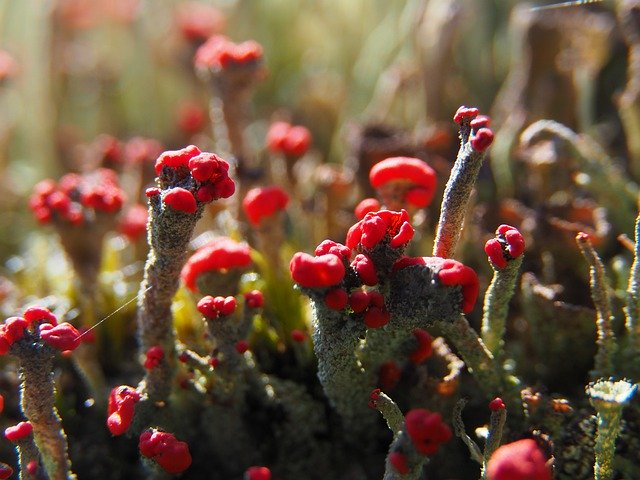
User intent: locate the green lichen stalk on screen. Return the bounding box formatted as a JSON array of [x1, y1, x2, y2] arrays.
[[624, 211, 640, 363], [310, 300, 375, 437], [481, 254, 523, 358], [437, 315, 501, 396], [370, 389, 404, 434], [452, 399, 484, 465], [576, 233, 617, 379], [13, 432, 44, 480], [137, 145, 236, 407], [15, 344, 75, 480], [433, 110, 489, 259], [137, 196, 205, 403], [586, 379, 638, 480]]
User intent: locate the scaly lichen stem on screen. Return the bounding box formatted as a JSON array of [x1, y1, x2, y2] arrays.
[[437, 315, 501, 396], [310, 300, 375, 438], [484, 405, 506, 468], [138, 195, 204, 404], [481, 256, 523, 358], [433, 144, 485, 258], [371, 390, 404, 435], [587, 379, 638, 480], [575, 233, 616, 379], [624, 212, 640, 358], [452, 399, 484, 465], [19, 345, 75, 480]]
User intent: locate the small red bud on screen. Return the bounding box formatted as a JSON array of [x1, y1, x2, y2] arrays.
[[244, 290, 264, 309], [163, 188, 197, 214], [324, 288, 349, 310], [389, 452, 410, 475], [489, 397, 506, 411], [245, 466, 271, 480], [470, 128, 494, 152], [26, 461, 38, 475], [291, 329, 306, 343], [235, 340, 249, 354], [4, 421, 33, 442]]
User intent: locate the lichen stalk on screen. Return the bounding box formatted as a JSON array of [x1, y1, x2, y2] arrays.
[[452, 399, 484, 465], [14, 433, 45, 480], [433, 141, 486, 258], [370, 390, 404, 434], [310, 300, 376, 437], [576, 233, 617, 379], [624, 212, 640, 356], [201, 306, 259, 472], [383, 432, 428, 480], [436, 315, 501, 396], [15, 342, 75, 480], [484, 406, 507, 467], [138, 199, 204, 403], [586, 379, 638, 480], [481, 256, 523, 358]]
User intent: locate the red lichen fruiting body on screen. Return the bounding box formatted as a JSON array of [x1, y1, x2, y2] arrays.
[[0, 464, 12, 480], [215, 296, 237, 316], [485, 225, 525, 269], [489, 397, 506, 411], [188, 152, 228, 182], [368, 388, 381, 409], [242, 186, 290, 226], [39, 322, 81, 351], [349, 291, 370, 313], [486, 439, 551, 480], [235, 340, 249, 354], [197, 296, 219, 318], [194, 35, 263, 70], [26, 461, 38, 475], [409, 328, 434, 364], [163, 188, 197, 214], [453, 106, 479, 123], [378, 361, 402, 390], [154, 144, 201, 174], [144, 345, 164, 370], [435, 259, 479, 313], [354, 198, 381, 220], [389, 452, 410, 475], [290, 253, 345, 288], [351, 254, 378, 286], [107, 385, 141, 436], [324, 288, 349, 310], [4, 421, 33, 442], [314, 240, 351, 260], [364, 306, 390, 329], [470, 127, 494, 152], [369, 157, 437, 208], [470, 115, 491, 129], [245, 466, 272, 480], [139, 430, 192, 475], [118, 204, 148, 241], [266, 121, 312, 157], [181, 237, 252, 291], [244, 290, 264, 309], [405, 409, 452, 456], [291, 329, 306, 342], [3, 317, 27, 344], [197, 295, 237, 318], [346, 209, 414, 250]]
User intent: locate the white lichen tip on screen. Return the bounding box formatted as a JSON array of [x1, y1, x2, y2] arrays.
[[586, 379, 638, 407]]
